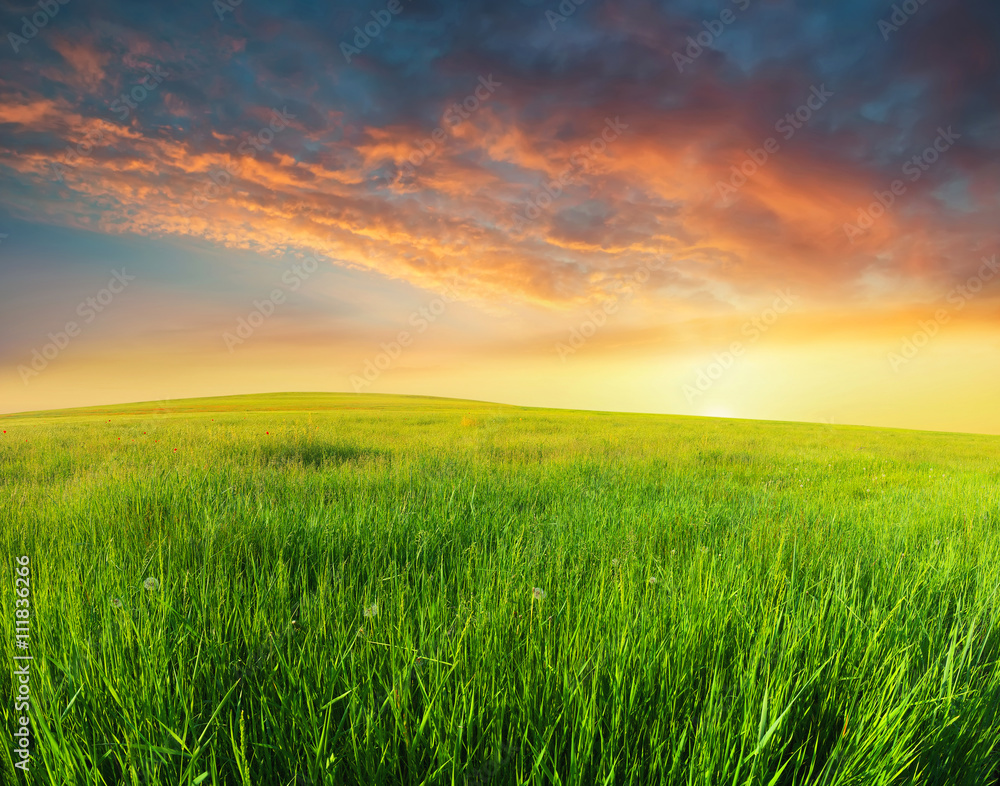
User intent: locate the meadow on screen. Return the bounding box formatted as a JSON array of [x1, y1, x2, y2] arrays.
[[2, 392, 999, 786]]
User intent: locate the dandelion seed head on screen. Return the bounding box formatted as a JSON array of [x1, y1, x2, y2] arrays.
[[111, 598, 123, 609], [532, 587, 546, 601], [363, 602, 379, 618], [647, 576, 658, 585], [143, 577, 159, 592]]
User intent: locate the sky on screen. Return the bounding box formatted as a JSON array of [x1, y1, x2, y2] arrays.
[[0, 0, 998, 433]]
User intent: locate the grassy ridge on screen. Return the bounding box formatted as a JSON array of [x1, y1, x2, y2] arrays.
[[2, 393, 999, 785]]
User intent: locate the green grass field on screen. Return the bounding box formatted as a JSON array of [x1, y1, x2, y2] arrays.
[[2, 392, 999, 786]]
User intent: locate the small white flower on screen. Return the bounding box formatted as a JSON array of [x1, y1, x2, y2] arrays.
[[532, 587, 546, 601], [143, 577, 159, 592]]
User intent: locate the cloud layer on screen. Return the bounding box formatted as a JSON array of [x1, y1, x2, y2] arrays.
[[1, 0, 996, 309]]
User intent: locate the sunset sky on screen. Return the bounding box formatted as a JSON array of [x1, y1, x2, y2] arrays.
[[1, 0, 998, 433]]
